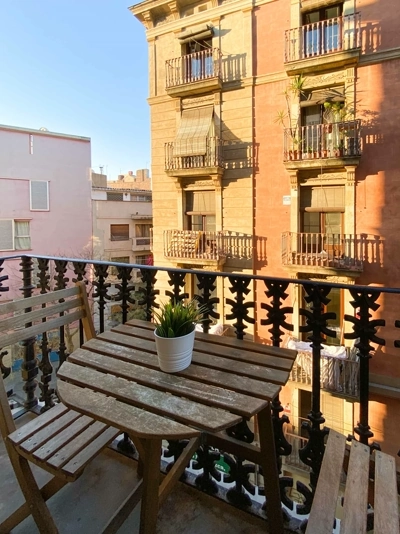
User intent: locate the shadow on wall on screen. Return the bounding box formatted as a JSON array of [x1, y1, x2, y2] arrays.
[[223, 140, 259, 171], [221, 53, 247, 82]]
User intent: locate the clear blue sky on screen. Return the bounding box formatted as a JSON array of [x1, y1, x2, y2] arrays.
[[0, 0, 150, 179]]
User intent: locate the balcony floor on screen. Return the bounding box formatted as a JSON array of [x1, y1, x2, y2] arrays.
[[1, 411, 280, 534]]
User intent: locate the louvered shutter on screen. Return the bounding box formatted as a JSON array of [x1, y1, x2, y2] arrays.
[[0, 220, 14, 251], [30, 181, 49, 210]]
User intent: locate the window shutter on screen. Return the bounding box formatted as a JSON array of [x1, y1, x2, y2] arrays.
[[301, 186, 345, 210], [0, 220, 14, 251], [30, 181, 49, 210]]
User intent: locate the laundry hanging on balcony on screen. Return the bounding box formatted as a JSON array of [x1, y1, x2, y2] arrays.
[[173, 105, 214, 157]]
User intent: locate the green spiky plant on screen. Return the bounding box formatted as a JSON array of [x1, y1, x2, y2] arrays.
[[153, 299, 208, 338]]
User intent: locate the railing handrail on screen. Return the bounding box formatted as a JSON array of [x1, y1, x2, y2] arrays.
[[284, 12, 361, 62], [2, 253, 400, 292], [165, 47, 222, 88], [286, 12, 361, 34]]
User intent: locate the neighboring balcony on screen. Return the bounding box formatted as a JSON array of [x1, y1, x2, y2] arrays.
[[282, 232, 364, 274], [164, 137, 224, 178], [132, 237, 151, 251], [284, 13, 361, 75], [283, 120, 362, 169], [289, 345, 360, 398], [165, 48, 222, 97], [163, 230, 252, 267]]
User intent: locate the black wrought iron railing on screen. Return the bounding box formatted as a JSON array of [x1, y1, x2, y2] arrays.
[[1, 254, 399, 526]]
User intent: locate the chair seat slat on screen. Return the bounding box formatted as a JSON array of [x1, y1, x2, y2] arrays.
[[17, 411, 81, 453], [32, 415, 94, 461]]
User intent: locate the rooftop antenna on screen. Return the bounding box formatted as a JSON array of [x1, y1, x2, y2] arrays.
[[99, 165, 104, 175]]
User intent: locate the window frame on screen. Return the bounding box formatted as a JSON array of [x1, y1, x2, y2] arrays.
[[0, 219, 31, 252], [110, 224, 130, 242]]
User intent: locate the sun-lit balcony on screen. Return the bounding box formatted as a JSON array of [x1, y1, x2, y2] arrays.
[[163, 229, 252, 267], [282, 231, 365, 274], [284, 13, 361, 74], [164, 137, 224, 178], [165, 48, 223, 97], [1, 254, 399, 532], [283, 120, 362, 168]]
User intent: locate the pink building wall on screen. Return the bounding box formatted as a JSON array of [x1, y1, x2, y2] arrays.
[[0, 125, 92, 295]]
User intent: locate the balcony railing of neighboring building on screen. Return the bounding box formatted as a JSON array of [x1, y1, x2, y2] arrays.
[[289, 345, 360, 397], [284, 13, 361, 63], [1, 254, 399, 524], [283, 120, 362, 162], [132, 237, 151, 247], [164, 137, 224, 171], [282, 231, 364, 271], [163, 230, 253, 261], [165, 48, 222, 88]]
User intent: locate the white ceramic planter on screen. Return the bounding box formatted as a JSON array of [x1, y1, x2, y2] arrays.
[[154, 328, 195, 373]]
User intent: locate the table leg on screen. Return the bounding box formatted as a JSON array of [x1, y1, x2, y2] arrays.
[[258, 404, 284, 534], [139, 438, 162, 534]]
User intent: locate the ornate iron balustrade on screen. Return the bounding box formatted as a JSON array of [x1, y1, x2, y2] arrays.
[[284, 13, 361, 62], [164, 137, 224, 171], [1, 254, 399, 527], [283, 120, 362, 162], [166, 48, 222, 87], [282, 231, 365, 271], [163, 230, 252, 261]]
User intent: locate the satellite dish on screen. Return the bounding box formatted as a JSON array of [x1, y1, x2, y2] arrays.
[[39, 127, 48, 131]]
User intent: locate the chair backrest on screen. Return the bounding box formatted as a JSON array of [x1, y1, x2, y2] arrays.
[[0, 281, 95, 438]]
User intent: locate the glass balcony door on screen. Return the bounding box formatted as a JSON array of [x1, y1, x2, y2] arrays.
[[303, 4, 342, 57]]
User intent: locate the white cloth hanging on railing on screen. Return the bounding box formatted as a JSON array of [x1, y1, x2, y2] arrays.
[[287, 340, 347, 359], [287, 340, 347, 391]]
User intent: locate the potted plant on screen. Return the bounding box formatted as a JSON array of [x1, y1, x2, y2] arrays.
[[153, 298, 207, 373], [274, 75, 306, 160]]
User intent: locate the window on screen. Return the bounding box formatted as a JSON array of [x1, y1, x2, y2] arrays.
[[30, 181, 49, 211], [135, 254, 150, 265], [109, 256, 130, 276], [135, 224, 151, 246], [0, 220, 31, 251], [107, 192, 124, 201], [131, 195, 151, 202], [110, 224, 129, 241], [302, 4, 343, 57], [186, 190, 216, 232], [29, 134, 34, 155]]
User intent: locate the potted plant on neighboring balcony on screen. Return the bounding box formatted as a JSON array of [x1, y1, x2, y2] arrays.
[[274, 75, 306, 161], [153, 298, 208, 373]]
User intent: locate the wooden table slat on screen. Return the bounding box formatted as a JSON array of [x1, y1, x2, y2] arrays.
[[57, 382, 200, 440], [70, 344, 280, 402], [67, 348, 267, 416], [91, 332, 289, 385], [59, 362, 243, 432], [119, 322, 297, 369]]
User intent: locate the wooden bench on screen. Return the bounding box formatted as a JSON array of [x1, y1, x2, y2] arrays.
[[306, 429, 399, 534], [0, 282, 121, 533]]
